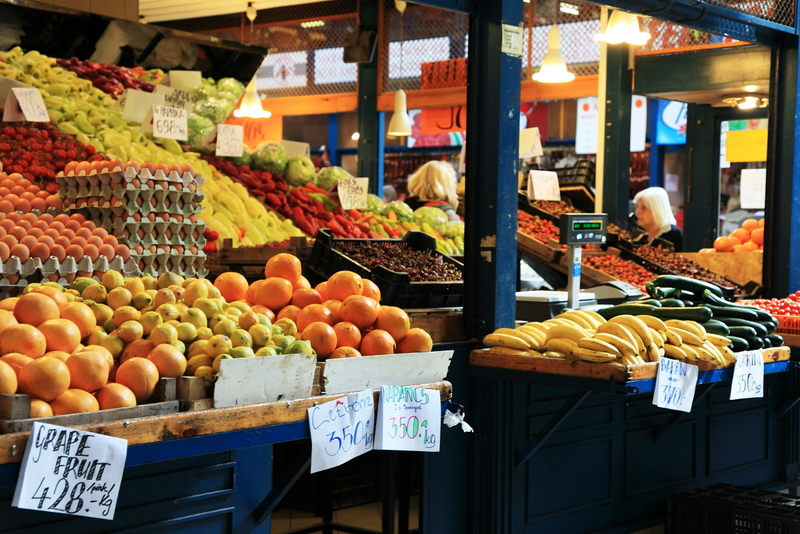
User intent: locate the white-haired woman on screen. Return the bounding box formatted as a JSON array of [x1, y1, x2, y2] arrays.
[[405, 160, 461, 222], [633, 186, 683, 251]]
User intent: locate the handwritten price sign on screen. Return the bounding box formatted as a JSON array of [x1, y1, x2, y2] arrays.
[[215, 124, 244, 158], [374, 386, 440, 452], [730, 351, 764, 400], [653, 358, 698, 413], [338, 178, 369, 210], [308, 388, 375, 473], [152, 105, 188, 141], [4, 87, 50, 122], [527, 170, 561, 202], [12, 422, 126, 520]]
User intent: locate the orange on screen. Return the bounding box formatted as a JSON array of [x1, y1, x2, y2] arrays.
[[31, 286, 68, 310], [0, 324, 46, 358], [253, 277, 293, 312], [17, 356, 70, 401], [759, 218, 765, 227], [292, 275, 311, 291], [296, 303, 335, 332], [0, 309, 18, 336], [323, 299, 342, 323], [741, 218, 759, 231], [326, 271, 364, 301], [38, 318, 82, 353], [741, 240, 760, 252], [14, 292, 59, 326], [29, 398, 53, 418], [66, 351, 109, 392], [751, 227, 764, 246], [360, 329, 396, 356], [49, 388, 99, 415], [713, 236, 734, 253], [95, 383, 137, 410], [328, 346, 362, 359], [339, 295, 381, 330], [264, 253, 302, 282], [333, 322, 362, 349], [361, 279, 381, 303], [699, 248, 716, 254], [115, 358, 159, 403], [728, 236, 742, 246], [397, 328, 433, 353], [0, 360, 16, 393], [315, 281, 329, 301], [730, 228, 750, 244], [0, 297, 18, 311], [0, 353, 32, 376], [291, 288, 322, 308], [373, 306, 410, 341], [245, 279, 266, 305], [237, 311, 262, 331], [276, 305, 301, 323], [301, 322, 337, 359], [43, 351, 72, 363], [732, 244, 745, 252], [147, 344, 187, 378], [214, 272, 249, 302], [60, 302, 97, 339]]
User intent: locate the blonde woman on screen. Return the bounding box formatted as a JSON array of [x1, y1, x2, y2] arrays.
[[405, 160, 460, 222], [633, 186, 683, 251]]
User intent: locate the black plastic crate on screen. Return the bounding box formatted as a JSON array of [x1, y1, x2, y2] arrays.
[[668, 483, 800, 534], [554, 159, 595, 187], [307, 228, 464, 309]]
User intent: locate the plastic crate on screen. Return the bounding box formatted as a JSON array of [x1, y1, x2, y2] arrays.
[[668, 483, 800, 534], [775, 315, 800, 335], [306, 228, 464, 309], [554, 160, 595, 187]]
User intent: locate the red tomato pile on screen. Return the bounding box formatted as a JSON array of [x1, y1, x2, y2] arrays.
[[582, 255, 655, 291], [750, 292, 800, 317], [530, 200, 579, 218], [518, 210, 560, 243]]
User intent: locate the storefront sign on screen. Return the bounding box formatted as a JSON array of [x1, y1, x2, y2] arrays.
[[575, 97, 598, 155], [338, 177, 369, 210], [374, 386, 440, 452], [3, 87, 49, 122], [419, 106, 466, 135], [725, 129, 767, 163], [730, 351, 764, 400], [12, 423, 126, 520], [308, 389, 375, 473], [215, 124, 244, 158], [653, 358, 697, 412]]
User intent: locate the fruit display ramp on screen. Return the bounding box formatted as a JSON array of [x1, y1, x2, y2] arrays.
[[215, 236, 313, 282]]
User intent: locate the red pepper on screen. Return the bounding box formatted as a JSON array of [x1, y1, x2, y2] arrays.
[[327, 219, 348, 237], [264, 193, 283, 207], [293, 206, 306, 221], [289, 187, 310, 203], [295, 217, 317, 236], [316, 211, 333, 221], [313, 200, 325, 214], [356, 214, 375, 224], [303, 182, 328, 194], [334, 214, 356, 234]]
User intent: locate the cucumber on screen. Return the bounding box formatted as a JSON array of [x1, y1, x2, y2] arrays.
[[659, 298, 685, 307], [651, 274, 724, 297], [758, 321, 777, 334], [767, 333, 785, 347], [700, 303, 759, 321], [702, 289, 770, 322], [716, 317, 769, 337], [762, 336, 773, 348], [699, 319, 730, 336], [596, 304, 657, 320], [727, 325, 758, 339], [727, 336, 749, 352], [746, 336, 765, 350], [635, 298, 663, 307], [650, 306, 713, 323]]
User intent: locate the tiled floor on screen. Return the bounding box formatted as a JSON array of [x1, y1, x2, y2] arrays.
[[272, 496, 418, 534]]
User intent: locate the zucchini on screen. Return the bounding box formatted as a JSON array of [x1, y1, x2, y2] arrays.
[[727, 325, 758, 339], [651, 274, 724, 297], [702, 289, 771, 323], [727, 335, 749, 352], [659, 298, 685, 307], [699, 319, 730, 336], [758, 321, 777, 334], [762, 336, 773, 348], [650, 306, 713, 323], [746, 336, 765, 350], [635, 298, 663, 307], [700, 303, 759, 321], [767, 333, 785, 347], [716, 317, 769, 337], [597, 304, 657, 320]]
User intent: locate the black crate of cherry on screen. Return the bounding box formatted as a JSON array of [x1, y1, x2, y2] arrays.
[[307, 228, 463, 309]]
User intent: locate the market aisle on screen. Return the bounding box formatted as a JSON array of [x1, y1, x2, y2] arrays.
[[272, 496, 419, 533]]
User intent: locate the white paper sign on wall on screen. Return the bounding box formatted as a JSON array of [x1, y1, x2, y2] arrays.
[[730, 351, 764, 400], [652, 358, 698, 413], [374, 386, 441, 452], [215, 124, 244, 158], [575, 97, 599, 155], [740, 168, 767, 210], [4, 88, 50, 122], [630, 96, 648, 153], [308, 389, 375, 473]]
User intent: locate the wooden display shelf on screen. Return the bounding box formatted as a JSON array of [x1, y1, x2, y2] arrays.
[[781, 333, 800, 347], [409, 310, 466, 343], [680, 251, 762, 286], [517, 232, 563, 264]]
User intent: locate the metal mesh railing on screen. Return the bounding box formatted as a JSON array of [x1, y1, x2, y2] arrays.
[[639, 18, 740, 50], [708, 0, 794, 27]]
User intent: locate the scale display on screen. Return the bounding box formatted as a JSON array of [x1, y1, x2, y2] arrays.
[[559, 213, 608, 245]]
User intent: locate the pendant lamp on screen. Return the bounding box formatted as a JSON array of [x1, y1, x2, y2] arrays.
[[233, 76, 272, 119], [387, 0, 412, 136], [532, 25, 575, 83], [593, 10, 650, 46]]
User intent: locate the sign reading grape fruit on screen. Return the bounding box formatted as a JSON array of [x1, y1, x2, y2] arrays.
[[375, 385, 440, 452], [12, 422, 126, 520], [308, 388, 375, 473]]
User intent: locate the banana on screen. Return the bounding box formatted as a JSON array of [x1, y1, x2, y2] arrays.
[[578, 337, 622, 358], [664, 329, 683, 347], [523, 322, 551, 334], [609, 315, 656, 350], [665, 320, 706, 341], [649, 328, 665, 348], [664, 344, 689, 361], [572, 347, 618, 363], [702, 341, 726, 366], [545, 338, 577, 357], [638, 315, 668, 332], [721, 346, 737, 365], [706, 333, 732, 348], [516, 326, 547, 345], [681, 344, 700, 361], [543, 318, 577, 328], [483, 346, 538, 356], [617, 324, 647, 357], [596, 322, 642, 356], [668, 327, 705, 347], [693, 343, 717, 362], [620, 354, 640, 366], [577, 309, 607, 327], [592, 333, 638, 359], [543, 351, 565, 359], [545, 324, 590, 343], [558, 311, 594, 331], [483, 333, 530, 350], [494, 328, 541, 350]]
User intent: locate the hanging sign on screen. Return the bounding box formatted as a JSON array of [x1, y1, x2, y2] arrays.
[[519, 127, 544, 159], [12, 422, 127, 520], [575, 97, 598, 155], [215, 124, 244, 158], [630, 96, 648, 152], [730, 351, 764, 400], [726, 129, 768, 163], [374, 385, 441, 452], [338, 177, 369, 210], [652, 358, 698, 412], [656, 100, 687, 145], [527, 170, 561, 201], [3, 88, 50, 122], [308, 388, 375, 473], [151, 105, 188, 141]]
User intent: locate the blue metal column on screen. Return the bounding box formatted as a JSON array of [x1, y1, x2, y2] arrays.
[[463, 0, 522, 338], [327, 113, 339, 167], [647, 98, 662, 189], [356, 0, 382, 195], [232, 445, 273, 534]]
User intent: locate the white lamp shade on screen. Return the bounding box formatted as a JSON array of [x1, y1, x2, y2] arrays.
[[593, 10, 651, 46], [233, 77, 272, 118], [532, 25, 575, 83], [387, 89, 412, 136]]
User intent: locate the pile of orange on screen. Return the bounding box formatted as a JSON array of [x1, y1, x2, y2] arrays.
[[709, 218, 765, 253]]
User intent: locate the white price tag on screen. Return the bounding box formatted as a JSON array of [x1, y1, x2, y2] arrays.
[[740, 168, 767, 210], [152, 105, 188, 141], [374, 386, 440, 452], [3, 88, 50, 122], [153, 85, 197, 112], [338, 177, 369, 210], [527, 170, 561, 201], [308, 389, 375, 473], [519, 127, 544, 159], [501, 24, 523, 57], [215, 124, 244, 158], [653, 358, 698, 413], [730, 350, 764, 400], [121, 89, 165, 123], [12, 422, 127, 520]]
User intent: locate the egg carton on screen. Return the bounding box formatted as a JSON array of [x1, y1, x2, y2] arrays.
[[64, 190, 203, 216], [57, 167, 205, 190], [37, 253, 138, 277], [0, 277, 28, 298], [72, 206, 202, 228], [134, 251, 207, 278], [60, 184, 204, 207]]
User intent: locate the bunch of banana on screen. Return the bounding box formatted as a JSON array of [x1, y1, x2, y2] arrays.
[[660, 319, 736, 368], [482, 325, 546, 356]]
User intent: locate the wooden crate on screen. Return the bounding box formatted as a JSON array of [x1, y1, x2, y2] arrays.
[[218, 236, 313, 265], [409, 311, 466, 343], [518, 232, 563, 264], [680, 251, 762, 286]]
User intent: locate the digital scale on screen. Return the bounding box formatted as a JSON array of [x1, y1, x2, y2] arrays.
[[559, 213, 608, 309]]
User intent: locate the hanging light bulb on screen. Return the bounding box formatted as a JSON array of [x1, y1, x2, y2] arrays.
[[387, 89, 412, 136], [234, 76, 271, 118], [593, 10, 650, 46], [532, 25, 575, 83], [246, 2, 257, 22]]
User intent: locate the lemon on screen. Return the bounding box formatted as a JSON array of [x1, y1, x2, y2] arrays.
[[117, 320, 144, 342], [207, 334, 232, 357], [138, 311, 163, 336], [106, 287, 133, 310], [101, 269, 124, 291], [149, 323, 178, 346]]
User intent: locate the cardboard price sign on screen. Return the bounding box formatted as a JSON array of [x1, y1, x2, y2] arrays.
[[4, 87, 50, 122], [527, 170, 561, 202], [12, 422, 127, 520], [653, 358, 698, 413], [151, 105, 188, 141], [308, 389, 375, 473], [120, 90, 165, 123], [338, 178, 369, 210], [375, 386, 440, 452], [215, 124, 244, 158], [153, 85, 197, 113], [730, 351, 764, 400]]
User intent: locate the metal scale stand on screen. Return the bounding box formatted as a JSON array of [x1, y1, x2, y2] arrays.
[[558, 213, 608, 309]]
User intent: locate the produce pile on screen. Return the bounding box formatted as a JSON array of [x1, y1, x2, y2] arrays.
[[334, 241, 462, 282], [518, 210, 560, 244], [709, 218, 765, 253], [582, 255, 655, 291], [54, 58, 158, 98], [482, 275, 782, 367], [635, 246, 738, 290], [530, 200, 579, 217]]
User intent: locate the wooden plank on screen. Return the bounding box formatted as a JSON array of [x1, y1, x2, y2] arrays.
[[409, 311, 466, 343], [177, 376, 208, 401], [179, 398, 215, 412], [517, 232, 562, 264], [680, 251, 762, 286], [0, 394, 30, 420], [0, 381, 453, 465], [322, 351, 454, 395], [152, 377, 176, 402]]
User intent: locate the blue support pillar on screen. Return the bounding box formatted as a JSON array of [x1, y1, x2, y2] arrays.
[[356, 0, 382, 195], [327, 113, 339, 167], [647, 98, 662, 189], [463, 0, 522, 339]]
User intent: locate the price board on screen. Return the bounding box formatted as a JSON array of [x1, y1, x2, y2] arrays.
[[730, 351, 764, 400], [153, 85, 197, 113], [374, 385, 440, 452], [338, 177, 369, 210], [527, 170, 561, 202], [152, 105, 188, 141], [215, 124, 244, 158], [12, 422, 126, 520], [3, 87, 50, 122], [653, 358, 698, 413], [308, 388, 375, 473]]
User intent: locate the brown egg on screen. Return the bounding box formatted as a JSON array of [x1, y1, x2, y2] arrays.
[[132, 213, 142, 222], [45, 196, 63, 212], [0, 178, 14, 189], [4, 195, 19, 206], [133, 244, 144, 255], [0, 234, 17, 249], [86, 236, 103, 248], [48, 221, 65, 233], [8, 227, 26, 242], [43, 228, 60, 240], [64, 220, 81, 232], [75, 161, 91, 175], [49, 244, 66, 262], [59, 229, 75, 240], [19, 235, 38, 250], [38, 213, 54, 224], [116, 244, 131, 260], [37, 235, 55, 247], [9, 243, 29, 262], [15, 220, 31, 232], [173, 245, 185, 254], [146, 213, 156, 222], [0, 187, 9, 197], [126, 160, 142, 174], [69, 213, 85, 222], [102, 235, 119, 248], [130, 178, 141, 188], [53, 213, 70, 223], [16, 179, 31, 189], [82, 244, 99, 262], [19, 192, 35, 202], [30, 198, 47, 213], [13, 198, 30, 213], [0, 226, 6, 239], [69, 236, 87, 248], [21, 213, 37, 224], [188, 215, 197, 223], [54, 236, 71, 249], [35, 190, 49, 199], [90, 227, 108, 238], [75, 228, 92, 240], [33, 220, 49, 232], [10, 185, 25, 196], [159, 213, 170, 222], [98, 244, 115, 261], [30, 242, 50, 261], [189, 245, 198, 254], [0, 242, 9, 262], [26, 227, 43, 239], [0, 200, 14, 214], [148, 244, 158, 254], [0, 220, 12, 233], [65, 244, 84, 260], [24, 185, 39, 194]]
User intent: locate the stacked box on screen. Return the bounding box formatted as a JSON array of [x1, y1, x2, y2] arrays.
[[58, 166, 208, 278]]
